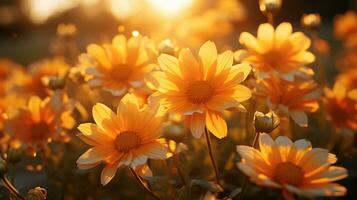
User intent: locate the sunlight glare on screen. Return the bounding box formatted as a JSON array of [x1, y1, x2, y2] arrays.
[[148, 0, 192, 15], [108, 0, 133, 20], [23, 0, 77, 24]]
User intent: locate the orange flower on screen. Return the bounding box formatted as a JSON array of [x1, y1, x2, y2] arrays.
[[23, 57, 69, 98], [335, 69, 357, 91], [83, 34, 156, 96], [236, 22, 315, 81], [76, 94, 170, 185], [237, 133, 348, 199], [0, 58, 25, 95], [7, 94, 75, 146], [150, 41, 251, 138], [324, 71, 357, 130], [334, 11, 357, 40], [255, 76, 320, 127]]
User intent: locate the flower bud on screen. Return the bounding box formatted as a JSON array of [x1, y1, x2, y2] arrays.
[[259, 0, 282, 15], [26, 187, 47, 200], [254, 111, 280, 133], [57, 23, 77, 38], [158, 39, 177, 56], [47, 76, 66, 90], [7, 147, 24, 164], [0, 157, 8, 177], [301, 13, 321, 30], [163, 124, 186, 142]]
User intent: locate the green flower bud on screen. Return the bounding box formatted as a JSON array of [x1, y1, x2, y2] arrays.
[[7, 147, 24, 164], [26, 187, 47, 200], [47, 76, 66, 90], [254, 111, 280, 133]]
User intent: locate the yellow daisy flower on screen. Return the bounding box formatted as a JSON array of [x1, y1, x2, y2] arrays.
[[83, 34, 156, 96], [150, 41, 251, 139], [76, 94, 170, 185], [255, 76, 320, 127], [236, 22, 315, 81], [237, 133, 348, 199], [7, 93, 75, 147]]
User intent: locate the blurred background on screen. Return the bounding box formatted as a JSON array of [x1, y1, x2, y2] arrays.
[[0, 0, 357, 199], [0, 0, 355, 64]]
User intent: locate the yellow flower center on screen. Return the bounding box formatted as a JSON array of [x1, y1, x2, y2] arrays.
[[274, 162, 304, 186], [30, 121, 51, 141], [114, 131, 140, 152], [186, 81, 213, 104], [111, 64, 132, 81]]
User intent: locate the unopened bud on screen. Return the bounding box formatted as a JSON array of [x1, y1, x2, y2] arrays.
[[158, 39, 177, 56], [259, 0, 282, 15], [57, 23, 77, 38], [301, 13, 321, 30], [0, 157, 8, 177], [7, 147, 24, 164], [48, 76, 66, 90], [163, 124, 186, 142], [254, 111, 280, 133], [26, 187, 47, 200]]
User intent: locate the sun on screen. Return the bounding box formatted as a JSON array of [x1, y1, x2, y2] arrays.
[[148, 0, 192, 15]]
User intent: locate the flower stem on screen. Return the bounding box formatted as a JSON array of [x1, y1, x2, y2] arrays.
[[1, 175, 25, 200], [129, 167, 161, 200], [267, 13, 274, 25], [166, 140, 187, 185], [204, 127, 221, 186], [239, 131, 261, 200]]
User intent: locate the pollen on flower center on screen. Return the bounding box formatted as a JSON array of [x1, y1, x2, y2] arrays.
[[115, 131, 140, 152], [186, 80, 214, 104], [111, 64, 132, 81], [274, 162, 304, 186], [30, 121, 51, 140]]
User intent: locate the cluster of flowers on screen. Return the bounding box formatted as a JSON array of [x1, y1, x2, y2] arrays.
[[0, 2, 356, 200]]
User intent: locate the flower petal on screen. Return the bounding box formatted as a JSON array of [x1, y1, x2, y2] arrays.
[[290, 111, 308, 127], [101, 163, 119, 185], [190, 113, 205, 138], [205, 111, 227, 139]]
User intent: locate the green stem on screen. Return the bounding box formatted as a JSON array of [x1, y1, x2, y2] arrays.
[[2, 175, 25, 200], [129, 167, 161, 200], [204, 127, 221, 186]]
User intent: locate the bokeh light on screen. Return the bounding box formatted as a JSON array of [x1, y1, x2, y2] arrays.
[[148, 0, 193, 16]]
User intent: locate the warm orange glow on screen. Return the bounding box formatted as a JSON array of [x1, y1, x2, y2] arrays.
[[148, 0, 192, 15], [107, 0, 134, 20], [23, 0, 77, 24]]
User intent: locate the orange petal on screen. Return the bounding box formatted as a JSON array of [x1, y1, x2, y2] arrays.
[[205, 111, 227, 139]]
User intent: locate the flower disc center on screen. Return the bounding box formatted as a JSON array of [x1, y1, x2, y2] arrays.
[[30, 121, 51, 141], [186, 81, 213, 104], [274, 162, 304, 186], [115, 131, 140, 152], [111, 64, 132, 81]]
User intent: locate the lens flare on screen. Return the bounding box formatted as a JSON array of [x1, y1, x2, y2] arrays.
[[148, 0, 192, 15]]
